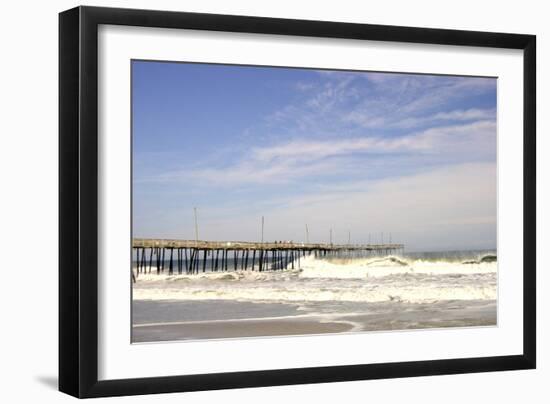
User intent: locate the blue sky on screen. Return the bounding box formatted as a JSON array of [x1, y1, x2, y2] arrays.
[[132, 61, 497, 251]]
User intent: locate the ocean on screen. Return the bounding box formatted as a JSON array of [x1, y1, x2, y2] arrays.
[[132, 250, 497, 342]]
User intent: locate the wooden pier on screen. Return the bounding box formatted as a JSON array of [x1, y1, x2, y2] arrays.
[[132, 238, 404, 279]]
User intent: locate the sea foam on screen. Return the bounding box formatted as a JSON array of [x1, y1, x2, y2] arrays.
[[133, 254, 497, 304]]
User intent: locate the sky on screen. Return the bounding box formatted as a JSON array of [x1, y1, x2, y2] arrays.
[[132, 61, 497, 251]]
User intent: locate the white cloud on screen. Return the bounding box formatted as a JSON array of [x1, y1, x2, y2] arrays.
[[141, 119, 495, 187], [260, 161, 497, 250], [347, 108, 496, 129], [138, 162, 497, 251], [252, 134, 428, 163], [261, 71, 496, 137]]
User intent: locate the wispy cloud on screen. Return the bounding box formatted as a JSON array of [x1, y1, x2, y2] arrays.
[[346, 107, 496, 129], [345, 75, 496, 129], [139, 119, 495, 187], [264, 71, 496, 136]]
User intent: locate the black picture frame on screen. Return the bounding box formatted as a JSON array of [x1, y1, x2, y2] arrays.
[[59, 5, 536, 398]]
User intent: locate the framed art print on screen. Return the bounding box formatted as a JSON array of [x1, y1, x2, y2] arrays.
[[59, 6, 536, 398]]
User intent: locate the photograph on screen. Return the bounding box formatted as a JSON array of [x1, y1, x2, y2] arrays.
[[131, 61, 498, 343]]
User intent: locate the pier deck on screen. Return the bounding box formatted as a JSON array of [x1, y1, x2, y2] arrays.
[[133, 238, 403, 251]]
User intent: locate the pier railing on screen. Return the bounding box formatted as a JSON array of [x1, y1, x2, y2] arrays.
[[133, 238, 403, 251]]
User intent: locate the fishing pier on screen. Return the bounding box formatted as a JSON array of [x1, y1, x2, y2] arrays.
[[132, 238, 404, 278]]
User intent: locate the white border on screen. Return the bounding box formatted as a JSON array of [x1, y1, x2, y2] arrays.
[[98, 25, 523, 381]]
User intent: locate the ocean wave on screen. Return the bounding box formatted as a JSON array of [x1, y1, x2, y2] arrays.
[[133, 254, 497, 304], [135, 269, 302, 282], [462, 254, 497, 264], [135, 254, 497, 282], [298, 255, 496, 279], [133, 281, 496, 304]]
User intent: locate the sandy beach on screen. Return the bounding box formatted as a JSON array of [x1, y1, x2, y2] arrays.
[[132, 298, 496, 342], [133, 317, 352, 342]]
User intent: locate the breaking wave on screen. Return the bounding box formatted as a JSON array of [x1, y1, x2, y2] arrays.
[[133, 252, 497, 305]]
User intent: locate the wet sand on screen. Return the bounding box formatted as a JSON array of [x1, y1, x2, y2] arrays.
[[343, 302, 496, 331], [133, 318, 352, 342], [132, 299, 496, 342]]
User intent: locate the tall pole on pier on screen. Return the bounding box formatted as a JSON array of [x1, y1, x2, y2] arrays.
[[305, 224, 310, 244], [194, 207, 199, 242], [261, 216, 264, 243], [330, 228, 333, 245], [348, 230, 351, 245]]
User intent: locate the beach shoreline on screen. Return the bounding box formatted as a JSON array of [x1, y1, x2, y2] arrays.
[[132, 298, 496, 342]]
